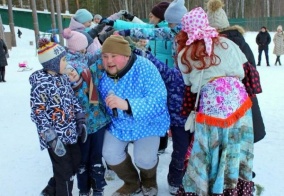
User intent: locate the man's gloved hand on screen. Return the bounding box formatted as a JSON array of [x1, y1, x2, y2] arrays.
[[117, 10, 128, 17], [44, 128, 66, 157], [76, 113, 88, 143], [122, 12, 135, 21], [87, 23, 106, 39], [100, 18, 115, 26]]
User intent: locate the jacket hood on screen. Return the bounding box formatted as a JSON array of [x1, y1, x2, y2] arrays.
[[219, 25, 245, 35], [69, 17, 86, 31]]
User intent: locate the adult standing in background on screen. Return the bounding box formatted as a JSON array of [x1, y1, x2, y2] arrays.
[[0, 36, 8, 82], [256, 26, 271, 66], [273, 25, 284, 65]]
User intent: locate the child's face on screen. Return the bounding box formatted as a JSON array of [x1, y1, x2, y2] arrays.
[[59, 56, 67, 74], [66, 68, 80, 83], [138, 39, 147, 47], [94, 18, 101, 24]]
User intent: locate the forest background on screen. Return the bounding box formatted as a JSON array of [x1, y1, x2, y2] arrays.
[[4, 0, 284, 20]]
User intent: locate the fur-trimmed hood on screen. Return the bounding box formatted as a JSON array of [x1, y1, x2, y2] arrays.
[[219, 25, 245, 35]]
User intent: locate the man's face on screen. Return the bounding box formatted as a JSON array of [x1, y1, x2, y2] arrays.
[[102, 53, 129, 75], [261, 28, 266, 32], [148, 13, 160, 25]]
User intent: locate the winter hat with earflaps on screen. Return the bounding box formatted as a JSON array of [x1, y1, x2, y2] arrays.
[[74, 9, 93, 24], [37, 38, 66, 73], [207, 0, 230, 30], [151, 2, 170, 21], [164, 0, 188, 24], [62, 28, 88, 53]]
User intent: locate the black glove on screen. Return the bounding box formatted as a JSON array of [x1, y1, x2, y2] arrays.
[[98, 29, 116, 44], [76, 113, 88, 143], [87, 23, 106, 39], [44, 128, 66, 157], [123, 12, 135, 21], [100, 18, 115, 26]]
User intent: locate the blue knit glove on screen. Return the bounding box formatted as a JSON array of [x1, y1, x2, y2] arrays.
[[44, 128, 66, 157]]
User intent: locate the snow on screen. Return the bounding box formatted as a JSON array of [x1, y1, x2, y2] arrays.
[[0, 26, 283, 196]]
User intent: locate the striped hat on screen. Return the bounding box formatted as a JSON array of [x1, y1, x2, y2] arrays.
[[38, 38, 66, 73]]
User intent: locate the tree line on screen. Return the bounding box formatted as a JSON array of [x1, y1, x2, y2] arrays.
[[5, 0, 284, 19]]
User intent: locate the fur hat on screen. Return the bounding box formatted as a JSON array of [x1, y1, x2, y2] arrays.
[[164, 0, 187, 24], [62, 28, 88, 52], [102, 35, 131, 56], [207, 0, 230, 30], [277, 25, 283, 31], [151, 2, 170, 21], [38, 38, 66, 73], [74, 9, 93, 24]]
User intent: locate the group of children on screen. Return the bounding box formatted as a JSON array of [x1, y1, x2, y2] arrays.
[[30, 0, 265, 196]]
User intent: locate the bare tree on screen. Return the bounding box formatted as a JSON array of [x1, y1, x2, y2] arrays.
[[55, 0, 63, 45], [50, 0, 56, 30], [30, 0, 39, 48], [64, 0, 69, 14], [42, 0, 47, 11], [7, 0, 16, 46]]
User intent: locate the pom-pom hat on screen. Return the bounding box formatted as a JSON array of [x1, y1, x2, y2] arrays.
[[207, 0, 230, 30], [62, 28, 88, 52], [38, 38, 66, 73]]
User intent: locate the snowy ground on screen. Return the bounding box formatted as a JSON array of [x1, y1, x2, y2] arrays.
[[0, 26, 283, 196]]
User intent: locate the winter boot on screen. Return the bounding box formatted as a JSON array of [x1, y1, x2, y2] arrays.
[[138, 160, 159, 196], [108, 154, 141, 196], [1, 70, 6, 82], [40, 177, 56, 196], [275, 56, 280, 65]]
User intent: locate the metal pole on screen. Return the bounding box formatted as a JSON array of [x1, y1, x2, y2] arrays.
[[30, 0, 39, 49], [7, 0, 16, 47], [55, 0, 64, 46]]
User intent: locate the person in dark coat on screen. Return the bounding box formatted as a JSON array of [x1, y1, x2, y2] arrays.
[[0, 37, 8, 82], [207, 0, 266, 144], [17, 29, 22, 38], [256, 26, 271, 66]]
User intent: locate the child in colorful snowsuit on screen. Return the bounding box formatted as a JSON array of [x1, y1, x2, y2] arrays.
[[29, 38, 86, 196], [63, 29, 110, 196]]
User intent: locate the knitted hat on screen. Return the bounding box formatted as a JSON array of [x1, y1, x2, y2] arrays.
[[151, 2, 170, 21], [277, 25, 282, 31], [164, 0, 187, 24], [74, 9, 93, 24], [77, 30, 93, 48], [38, 38, 66, 73], [207, 0, 230, 30], [102, 35, 131, 56], [62, 28, 88, 52], [94, 14, 102, 20]]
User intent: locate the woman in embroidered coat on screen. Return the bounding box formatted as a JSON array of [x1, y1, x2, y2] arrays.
[[273, 25, 284, 65], [176, 8, 254, 196], [206, 0, 265, 143]]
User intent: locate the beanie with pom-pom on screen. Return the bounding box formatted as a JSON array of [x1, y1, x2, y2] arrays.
[[37, 38, 66, 73], [62, 28, 88, 52], [207, 0, 230, 30]]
